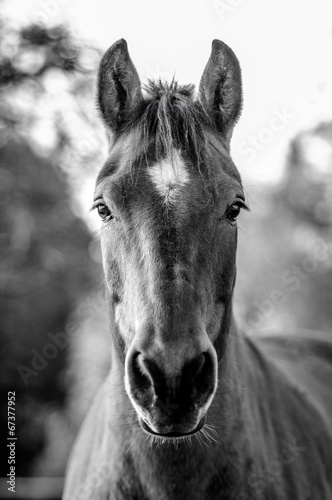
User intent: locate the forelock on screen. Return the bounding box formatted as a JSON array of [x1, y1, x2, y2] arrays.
[[133, 79, 212, 173]]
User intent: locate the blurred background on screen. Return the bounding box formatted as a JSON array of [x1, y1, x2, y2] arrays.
[[0, 0, 331, 497]]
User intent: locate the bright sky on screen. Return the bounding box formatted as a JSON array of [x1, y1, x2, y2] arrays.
[[3, 0, 332, 186]]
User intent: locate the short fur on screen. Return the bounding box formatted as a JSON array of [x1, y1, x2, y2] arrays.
[[63, 40, 332, 500]]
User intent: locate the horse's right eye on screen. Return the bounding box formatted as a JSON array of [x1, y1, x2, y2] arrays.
[[97, 204, 112, 221]]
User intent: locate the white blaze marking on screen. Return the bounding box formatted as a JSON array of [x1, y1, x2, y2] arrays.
[[148, 151, 189, 204]]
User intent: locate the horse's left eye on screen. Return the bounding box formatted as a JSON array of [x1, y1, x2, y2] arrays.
[[97, 204, 112, 221], [227, 203, 242, 222]]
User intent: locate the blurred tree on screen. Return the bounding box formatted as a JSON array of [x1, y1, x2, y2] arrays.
[[276, 122, 332, 331], [236, 121, 332, 337], [0, 21, 104, 478]]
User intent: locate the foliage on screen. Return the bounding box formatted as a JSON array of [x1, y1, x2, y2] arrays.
[[0, 21, 103, 478], [236, 121, 332, 336]]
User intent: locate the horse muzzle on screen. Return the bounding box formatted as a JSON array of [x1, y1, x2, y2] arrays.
[[125, 334, 218, 438]]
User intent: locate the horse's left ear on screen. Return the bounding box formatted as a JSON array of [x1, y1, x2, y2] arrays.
[[97, 39, 143, 136], [198, 40, 242, 143]]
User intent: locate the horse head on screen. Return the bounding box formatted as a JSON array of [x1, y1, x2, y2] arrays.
[[94, 39, 246, 439]]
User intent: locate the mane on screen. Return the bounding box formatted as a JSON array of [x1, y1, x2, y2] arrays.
[[134, 79, 212, 172]]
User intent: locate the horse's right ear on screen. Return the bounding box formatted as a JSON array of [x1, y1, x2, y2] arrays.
[[97, 39, 143, 136], [198, 40, 242, 144]]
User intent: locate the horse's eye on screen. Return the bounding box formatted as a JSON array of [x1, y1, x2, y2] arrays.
[[227, 203, 242, 222], [97, 204, 112, 221]]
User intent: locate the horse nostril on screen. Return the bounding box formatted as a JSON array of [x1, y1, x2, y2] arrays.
[[130, 353, 153, 394], [140, 357, 167, 394], [192, 352, 215, 397], [184, 353, 205, 382], [182, 352, 215, 401], [129, 353, 166, 397]]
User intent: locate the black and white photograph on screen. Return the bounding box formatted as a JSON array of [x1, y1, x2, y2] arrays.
[[0, 0, 332, 498]]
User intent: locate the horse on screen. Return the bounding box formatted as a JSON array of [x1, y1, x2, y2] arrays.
[[63, 39, 332, 500]]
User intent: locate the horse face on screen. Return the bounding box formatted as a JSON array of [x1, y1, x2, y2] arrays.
[[95, 40, 244, 439]]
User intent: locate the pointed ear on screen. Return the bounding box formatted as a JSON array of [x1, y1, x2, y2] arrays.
[[198, 40, 242, 143], [97, 39, 143, 135]]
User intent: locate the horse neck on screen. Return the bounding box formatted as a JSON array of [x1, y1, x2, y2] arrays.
[[214, 316, 303, 459], [208, 317, 264, 447]]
